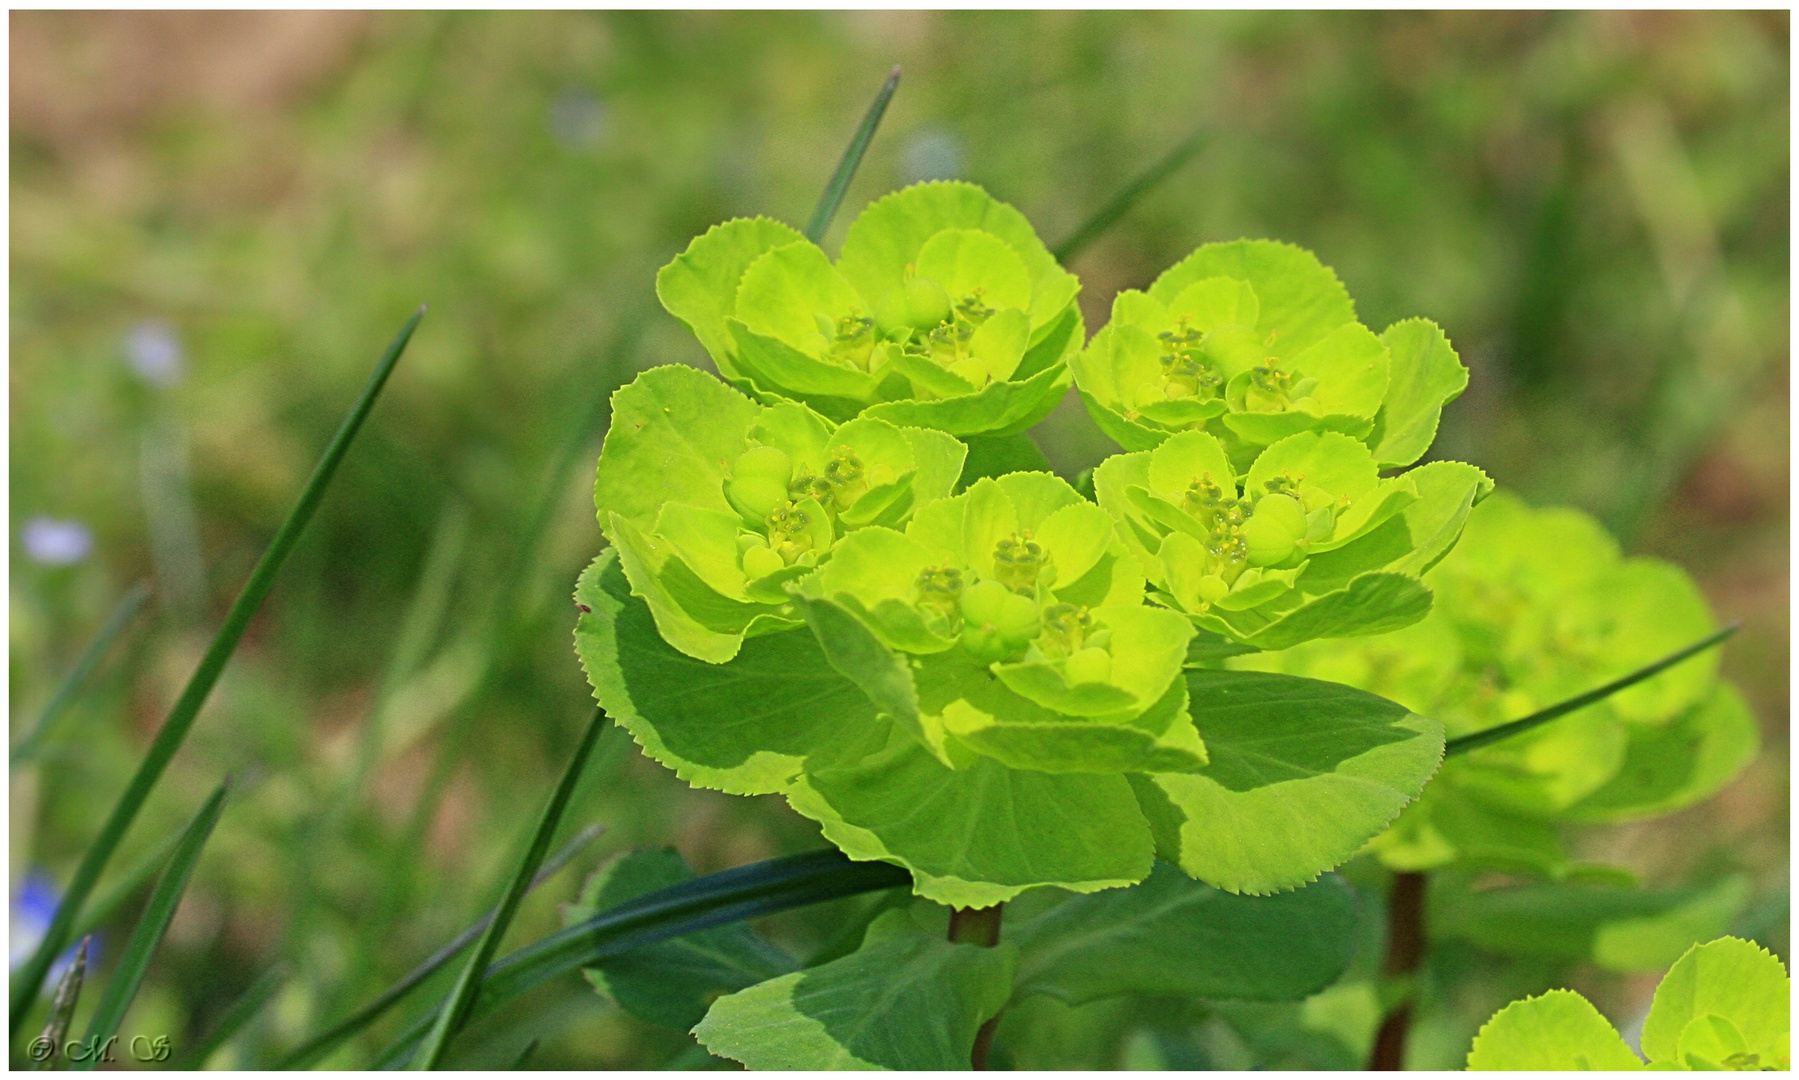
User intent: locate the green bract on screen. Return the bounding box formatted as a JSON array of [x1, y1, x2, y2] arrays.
[[656, 182, 1084, 437], [1095, 427, 1491, 651], [592, 364, 965, 663], [1467, 937, 1789, 1071], [794, 471, 1200, 776], [1235, 491, 1754, 879], [1069, 240, 1467, 468]]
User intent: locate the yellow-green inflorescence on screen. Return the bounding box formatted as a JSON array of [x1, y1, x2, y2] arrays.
[[592, 364, 966, 664], [654, 182, 1084, 436], [1071, 239, 1470, 473], [798, 470, 1202, 775]]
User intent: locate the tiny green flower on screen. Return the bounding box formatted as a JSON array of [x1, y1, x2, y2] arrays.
[[1097, 426, 1491, 651], [593, 364, 966, 663], [798, 471, 1204, 776]]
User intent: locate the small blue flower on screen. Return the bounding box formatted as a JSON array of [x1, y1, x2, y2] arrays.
[[22, 517, 93, 567], [10, 872, 96, 989], [126, 321, 183, 388]]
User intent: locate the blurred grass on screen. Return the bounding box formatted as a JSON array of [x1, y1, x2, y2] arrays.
[[9, 11, 1787, 1069]]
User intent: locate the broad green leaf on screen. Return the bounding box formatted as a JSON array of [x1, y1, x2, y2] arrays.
[[862, 361, 1072, 438], [914, 228, 1034, 313], [567, 848, 795, 1030], [1300, 461, 1493, 591], [574, 552, 878, 795], [1016, 304, 1086, 381], [604, 512, 796, 664], [1228, 610, 1460, 717], [1192, 570, 1436, 651], [1149, 240, 1356, 357], [1369, 317, 1468, 468], [694, 909, 1017, 1070], [1466, 989, 1646, 1071], [786, 727, 1156, 908], [1641, 937, 1790, 1070], [728, 320, 883, 412], [1433, 876, 1750, 973], [1216, 321, 1390, 449], [593, 364, 758, 531], [734, 241, 869, 358], [1132, 670, 1444, 894], [836, 181, 1072, 333], [900, 426, 969, 506], [1563, 684, 1760, 823], [656, 217, 808, 375], [1009, 864, 1357, 1005]]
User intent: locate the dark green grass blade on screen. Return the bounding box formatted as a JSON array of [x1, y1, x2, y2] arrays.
[[31, 936, 90, 1070], [508, 1038, 539, 1070], [409, 707, 610, 1069], [170, 962, 289, 1070], [804, 66, 901, 244], [277, 823, 603, 1070], [1051, 127, 1210, 263], [1445, 624, 1739, 757], [371, 849, 910, 1069], [70, 779, 230, 1070], [69, 829, 182, 946], [10, 310, 424, 1035], [11, 581, 152, 768]]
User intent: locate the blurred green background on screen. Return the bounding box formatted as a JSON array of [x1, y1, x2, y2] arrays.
[[9, 11, 1787, 1069]]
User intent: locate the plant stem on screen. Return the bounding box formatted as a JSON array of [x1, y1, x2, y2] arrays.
[[948, 905, 1005, 1070], [1368, 871, 1427, 1071]]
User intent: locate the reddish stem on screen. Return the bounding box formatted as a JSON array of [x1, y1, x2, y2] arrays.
[[1369, 871, 1428, 1070]]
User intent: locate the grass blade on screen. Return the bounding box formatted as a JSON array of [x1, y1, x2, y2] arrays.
[[70, 779, 230, 1070], [9, 310, 424, 1035], [170, 962, 289, 1070], [370, 849, 910, 1068], [68, 830, 182, 945], [408, 706, 609, 1069], [804, 66, 901, 244], [1445, 624, 1739, 757], [508, 1038, 539, 1070], [31, 936, 91, 1070], [1051, 127, 1210, 263], [276, 823, 603, 1070], [11, 581, 152, 768]]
